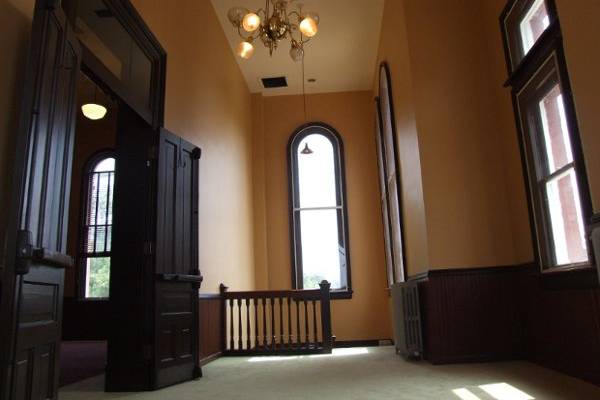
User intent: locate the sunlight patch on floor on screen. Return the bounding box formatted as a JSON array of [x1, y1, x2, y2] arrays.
[[453, 388, 482, 400], [480, 383, 534, 400], [453, 383, 535, 400], [248, 347, 369, 362]]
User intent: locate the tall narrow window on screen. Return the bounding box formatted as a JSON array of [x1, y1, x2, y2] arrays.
[[501, 0, 592, 270], [289, 123, 352, 298], [376, 63, 406, 285], [80, 152, 115, 298]]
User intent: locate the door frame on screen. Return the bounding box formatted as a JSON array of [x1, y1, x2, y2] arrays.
[[73, 0, 166, 129], [0, 0, 167, 397]]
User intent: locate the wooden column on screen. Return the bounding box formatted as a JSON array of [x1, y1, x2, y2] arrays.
[[219, 284, 228, 352], [319, 281, 333, 353]]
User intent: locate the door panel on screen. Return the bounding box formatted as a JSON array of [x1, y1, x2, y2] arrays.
[[0, 1, 80, 399], [154, 129, 200, 389]]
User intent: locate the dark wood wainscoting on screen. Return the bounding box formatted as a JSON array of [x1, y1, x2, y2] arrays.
[[199, 294, 223, 365], [524, 269, 600, 385], [62, 298, 110, 340], [415, 265, 531, 364], [413, 264, 600, 385]]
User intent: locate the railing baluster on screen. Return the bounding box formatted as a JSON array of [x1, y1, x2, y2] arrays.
[[254, 298, 258, 350], [312, 299, 317, 345], [237, 298, 243, 350], [287, 297, 292, 348], [262, 297, 267, 348], [296, 298, 300, 348], [279, 297, 284, 347], [304, 300, 308, 347], [270, 297, 275, 350], [246, 298, 251, 350], [229, 298, 234, 350]]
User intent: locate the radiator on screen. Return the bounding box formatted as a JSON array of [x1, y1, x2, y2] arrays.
[[592, 226, 600, 284], [391, 282, 423, 359]]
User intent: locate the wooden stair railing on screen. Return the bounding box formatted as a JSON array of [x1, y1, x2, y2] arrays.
[[219, 281, 333, 355]]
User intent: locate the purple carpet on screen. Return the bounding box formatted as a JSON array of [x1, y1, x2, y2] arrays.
[[59, 341, 107, 387]]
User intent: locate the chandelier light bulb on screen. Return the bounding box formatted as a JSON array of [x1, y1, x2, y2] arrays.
[[242, 12, 261, 32], [81, 103, 107, 120], [238, 41, 255, 59], [228, 7, 248, 26], [299, 13, 319, 37]]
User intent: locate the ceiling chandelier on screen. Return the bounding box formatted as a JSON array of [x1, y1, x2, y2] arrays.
[[227, 0, 320, 61]]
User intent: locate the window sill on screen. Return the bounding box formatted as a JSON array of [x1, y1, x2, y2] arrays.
[[330, 290, 353, 300], [75, 297, 110, 302], [540, 263, 598, 290]]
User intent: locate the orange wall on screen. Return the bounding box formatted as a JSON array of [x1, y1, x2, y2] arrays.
[[375, 0, 524, 271], [556, 0, 600, 214], [0, 0, 34, 272], [403, 0, 516, 269], [253, 91, 392, 341], [131, 0, 256, 293]]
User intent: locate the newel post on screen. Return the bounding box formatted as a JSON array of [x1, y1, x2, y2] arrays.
[[219, 284, 228, 352], [319, 280, 333, 353]]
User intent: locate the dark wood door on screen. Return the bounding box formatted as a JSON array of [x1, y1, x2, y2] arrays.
[[0, 1, 80, 399], [154, 129, 201, 389], [105, 102, 156, 392]]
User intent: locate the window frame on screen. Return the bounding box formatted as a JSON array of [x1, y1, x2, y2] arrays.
[[501, 0, 594, 273], [77, 149, 116, 300], [287, 122, 353, 299], [377, 62, 407, 285]]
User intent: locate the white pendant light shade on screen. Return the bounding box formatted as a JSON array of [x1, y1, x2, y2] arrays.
[[238, 41, 255, 59], [289, 43, 304, 62], [299, 12, 319, 37], [81, 103, 107, 120], [242, 12, 260, 32]]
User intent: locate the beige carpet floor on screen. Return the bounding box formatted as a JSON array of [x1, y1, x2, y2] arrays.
[[59, 346, 600, 399]]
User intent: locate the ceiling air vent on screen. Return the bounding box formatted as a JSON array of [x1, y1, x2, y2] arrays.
[[261, 76, 288, 89]]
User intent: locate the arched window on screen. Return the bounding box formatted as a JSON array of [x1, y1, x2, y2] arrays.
[[288, 123, 352, 299], [79, 151, 115, 299]]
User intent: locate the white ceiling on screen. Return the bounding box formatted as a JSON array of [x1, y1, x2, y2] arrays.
[[210, 0, 385, 96]]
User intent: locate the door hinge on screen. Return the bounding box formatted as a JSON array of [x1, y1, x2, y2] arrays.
[[15, 230, 33, 275]]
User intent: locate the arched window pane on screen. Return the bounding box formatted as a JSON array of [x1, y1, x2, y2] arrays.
[[81, 154, 115, 299], [297, 134, 338, 208], [289, 125, 351, 295], [95, 157, 115, 172]]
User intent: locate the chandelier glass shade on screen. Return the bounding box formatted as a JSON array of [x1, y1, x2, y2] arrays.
[[227, 0, 319, 61]]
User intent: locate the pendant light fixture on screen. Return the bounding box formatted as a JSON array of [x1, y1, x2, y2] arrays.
[[82, 84, 107, 121], [300, 142, 313, 155], [299, 50, 314, 155]]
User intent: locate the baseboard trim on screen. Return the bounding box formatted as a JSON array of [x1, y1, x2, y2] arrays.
[[334, 339, 391, 348], [199, 351, 222, 366]]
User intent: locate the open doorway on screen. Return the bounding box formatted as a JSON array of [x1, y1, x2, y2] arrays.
[[0, 0, 200, 397], [59, 71, 117, 387]]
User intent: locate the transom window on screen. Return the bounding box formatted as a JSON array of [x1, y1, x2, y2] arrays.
[[80, 152, 115, 298], [289, 124, 352, 298], [503, 0, 554, 71]]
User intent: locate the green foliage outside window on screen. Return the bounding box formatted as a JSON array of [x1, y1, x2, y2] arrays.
[[303, 274, 325, 289], [87, 257, 110, 298]]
